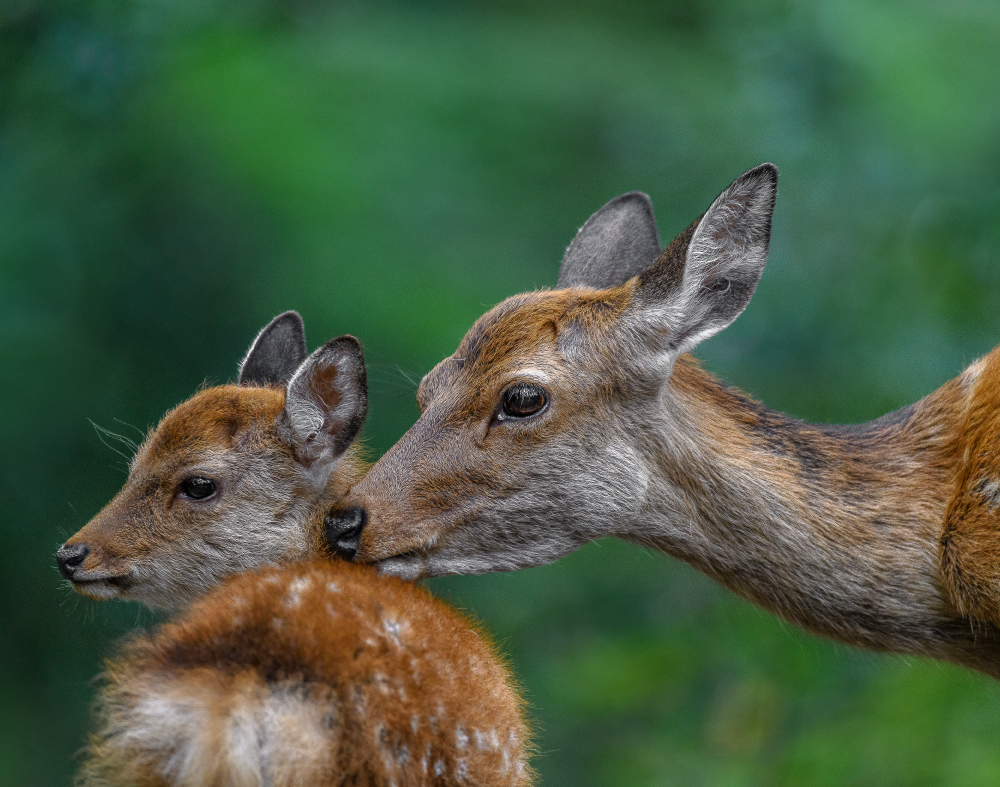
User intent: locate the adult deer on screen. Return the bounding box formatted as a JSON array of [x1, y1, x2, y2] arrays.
[[332, 163, 1000, 679], [60, 316, 532, 787]]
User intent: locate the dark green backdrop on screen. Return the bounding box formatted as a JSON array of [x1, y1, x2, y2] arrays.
[[3, 1, 1000, 785]]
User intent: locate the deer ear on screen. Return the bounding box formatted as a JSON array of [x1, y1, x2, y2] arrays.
[[283, 335, 367, 469], [633, 163, 777, 353], [239, 311, 307, 387], [557, 192, 661, 290]]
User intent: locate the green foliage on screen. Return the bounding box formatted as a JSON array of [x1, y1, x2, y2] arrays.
[[2, 0, 1000, 784]]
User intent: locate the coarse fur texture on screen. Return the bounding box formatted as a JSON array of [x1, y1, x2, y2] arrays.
[[79, 559, 532, 787], [58, 328, 368, 609], [65, 318, 533, 785], [344, 164, 1000, 679]]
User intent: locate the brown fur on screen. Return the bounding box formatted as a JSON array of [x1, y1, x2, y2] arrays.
[[349, 281, 1000, 678], [941, 346, 1000, 628], [62, 385, 366, 607], [68, 362, 534, 785], [80, 559, 532, 787]]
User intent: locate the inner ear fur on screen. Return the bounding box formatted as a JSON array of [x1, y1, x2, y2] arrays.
[[283, 336, 368, 469], [633, 163, 778, 353]]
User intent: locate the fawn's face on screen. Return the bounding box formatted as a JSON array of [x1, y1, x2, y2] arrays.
[[58, 315, 368, 608], [340, 165, 778, 578]]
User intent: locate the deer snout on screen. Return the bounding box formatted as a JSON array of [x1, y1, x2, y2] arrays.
[[324, 506, 367, 561], [56, 542, 90, 579]]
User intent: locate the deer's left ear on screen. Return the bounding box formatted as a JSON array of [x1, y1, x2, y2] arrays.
[[239, 311, 308, 386], [632, 163, 777, 353], [283, 336, 368, 470], [557, 192, 661, 290]]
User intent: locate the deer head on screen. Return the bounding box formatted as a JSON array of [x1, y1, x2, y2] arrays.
[[56, 312, 369, 608], [335, 164, 778, 578]]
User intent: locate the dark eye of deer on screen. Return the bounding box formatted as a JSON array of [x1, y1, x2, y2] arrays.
[[500, 384, 548, 420], [181, 476, 216, 500]]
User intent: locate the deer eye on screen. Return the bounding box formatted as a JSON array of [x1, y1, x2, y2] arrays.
[[180, 476, 217, 500], [499, 384, 548, 420]]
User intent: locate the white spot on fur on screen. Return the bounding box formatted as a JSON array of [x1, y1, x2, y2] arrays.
[[455, 724, 469, 750], [284, 575, 312, 609], [433, 760, 445, 777], [382, 618, 404, 646], [979, 477, 1000, 511]]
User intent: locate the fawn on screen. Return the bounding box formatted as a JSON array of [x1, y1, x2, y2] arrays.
[[60, 316, 532, 787], [331, 163, 1000, 679]]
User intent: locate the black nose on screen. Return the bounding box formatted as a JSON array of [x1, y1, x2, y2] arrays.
[[324, 506, 367, 561], [56, 542, 90, 580]]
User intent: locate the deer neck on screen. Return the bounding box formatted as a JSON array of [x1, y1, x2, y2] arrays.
[[626, 354, 1000, 676]]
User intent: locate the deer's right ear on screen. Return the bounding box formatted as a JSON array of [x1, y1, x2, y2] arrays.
[[283, 336, 368, 470], [557, 192, 661, 290], [238, 311, 307, 387], [630, 163, 778, 355]]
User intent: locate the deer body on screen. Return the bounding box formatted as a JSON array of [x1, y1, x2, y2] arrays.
[[337, 165, 1000, 678], [60, 315, 532, 786], [81, 559, 529, 787]]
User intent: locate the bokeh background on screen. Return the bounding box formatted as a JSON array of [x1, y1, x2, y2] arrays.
[[3, 0, 1000, 784]]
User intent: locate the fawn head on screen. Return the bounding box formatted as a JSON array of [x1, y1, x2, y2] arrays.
[[57, 313, 369, 608], [336, 164, 778, 578]]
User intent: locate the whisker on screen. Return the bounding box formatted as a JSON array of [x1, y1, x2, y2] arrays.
[[113, 418, 149, 445], [90, 420, 139, 463]]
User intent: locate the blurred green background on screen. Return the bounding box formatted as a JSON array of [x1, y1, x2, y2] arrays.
[[3, 0, 1000, 784]]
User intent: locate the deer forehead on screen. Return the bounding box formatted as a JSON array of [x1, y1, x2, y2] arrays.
[[423, 288, 633, 398], [138, 385, 287, 468]]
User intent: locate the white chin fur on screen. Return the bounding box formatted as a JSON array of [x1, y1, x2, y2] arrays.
[[73, 580, 123, 601], [374, 554, 428, 581]]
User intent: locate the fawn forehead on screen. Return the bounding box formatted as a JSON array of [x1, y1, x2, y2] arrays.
[[420, 288, 633, 402], [141, 385, 286, 468]]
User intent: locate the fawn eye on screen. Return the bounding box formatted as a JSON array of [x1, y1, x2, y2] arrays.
[[180, 476, 217, 500], [499, 384, 548, 420]]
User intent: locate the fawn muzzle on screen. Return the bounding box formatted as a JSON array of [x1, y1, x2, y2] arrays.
[[56, 542, 90, 579], [325, 506, 367, 561]]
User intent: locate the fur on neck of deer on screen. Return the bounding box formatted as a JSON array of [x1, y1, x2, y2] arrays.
[[342, 163, 1000, 679]]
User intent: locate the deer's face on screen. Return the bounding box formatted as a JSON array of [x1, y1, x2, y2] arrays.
[[59, 387, 331, 608], [58, 315, 369, 609], [341, 164, 778, 578], [349, 288, 660, 578]]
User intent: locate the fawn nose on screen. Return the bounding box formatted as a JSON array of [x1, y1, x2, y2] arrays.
[[325, 506, 367, 561], [57, 542, 90, 579]]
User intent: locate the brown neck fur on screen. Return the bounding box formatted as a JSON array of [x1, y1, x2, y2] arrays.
[[633, 354, 1000, 678]]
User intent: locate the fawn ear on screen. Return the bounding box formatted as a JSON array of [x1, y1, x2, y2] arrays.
[[283, 335, 367, 469], [633, 163, 777, 353], [557, 192, 661, 290], [239, 311, 308, 386]]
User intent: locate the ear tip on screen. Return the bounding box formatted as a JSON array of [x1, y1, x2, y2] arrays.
[[606, 191, 655, 216], [745, 162, 779, 186], [324, 334, 367, 365], [271, 310, 305, 331]]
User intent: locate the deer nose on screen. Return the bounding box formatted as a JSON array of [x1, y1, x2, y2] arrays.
[[325, 506, 367, 561], [57, 542, 90, 580]]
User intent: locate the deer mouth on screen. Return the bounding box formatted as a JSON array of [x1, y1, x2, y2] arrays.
[[373, 550, 430, 581], [69, 571, 135, 600]]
